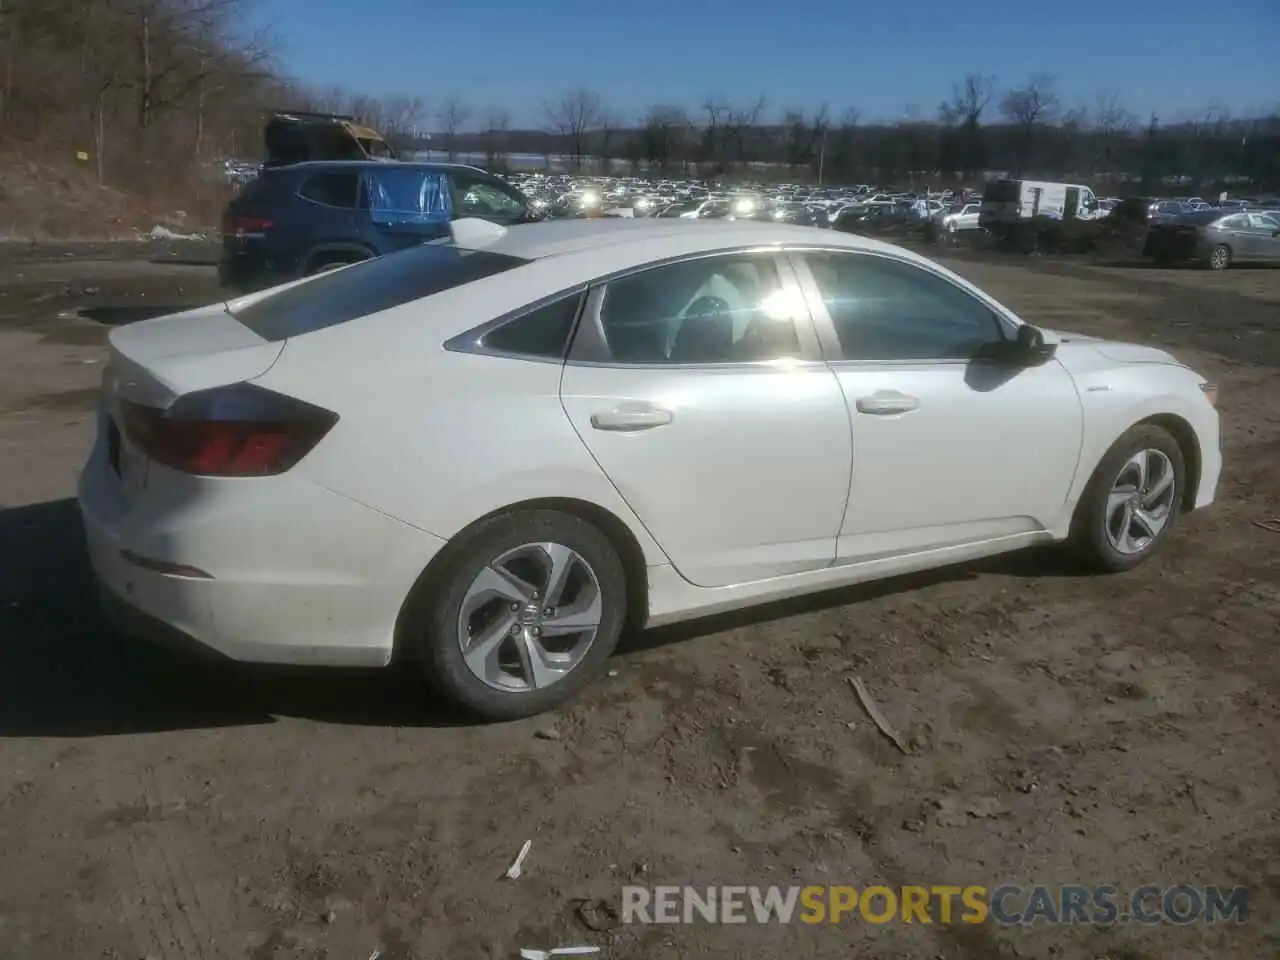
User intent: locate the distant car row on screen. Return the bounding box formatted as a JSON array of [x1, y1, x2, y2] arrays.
[[215, 111, 1278, 287]]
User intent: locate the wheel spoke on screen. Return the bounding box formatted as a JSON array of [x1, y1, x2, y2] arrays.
[[1143, 467, 1175, 507], [1114, 500, 1136, 552], [537, 542, 577, 608], [1133, 506, 1167, 539], [464, 564, 536, 609], [514, 630, 560, 689], [1131, 449, 1150, 490], [463, 612, 517, 680]]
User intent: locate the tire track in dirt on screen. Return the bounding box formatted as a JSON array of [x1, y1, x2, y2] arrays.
[[108, 765, 238, 960]]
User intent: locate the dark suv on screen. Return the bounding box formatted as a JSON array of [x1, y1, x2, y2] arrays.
[[219, 161, 537, 292]]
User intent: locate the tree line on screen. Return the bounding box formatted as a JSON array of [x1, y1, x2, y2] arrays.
[[1, 0, 1275, 202]]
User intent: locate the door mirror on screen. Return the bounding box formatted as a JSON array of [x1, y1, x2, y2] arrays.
[[1014, 324, 1055, 364]]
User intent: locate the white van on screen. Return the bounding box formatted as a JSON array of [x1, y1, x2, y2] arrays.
[[980, 179, 1103, 225]]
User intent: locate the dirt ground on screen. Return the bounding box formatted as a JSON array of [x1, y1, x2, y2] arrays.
[[0, 240, 1277, 960]]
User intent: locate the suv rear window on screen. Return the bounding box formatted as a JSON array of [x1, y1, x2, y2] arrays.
[[230, 244, 528, 341]]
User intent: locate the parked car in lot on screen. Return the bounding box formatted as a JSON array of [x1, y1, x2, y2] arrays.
[[940, 202, 982, 232], [218, 161, 538, 291], [80, 218, 1221, 720], [1144, 209, 1280, 269]]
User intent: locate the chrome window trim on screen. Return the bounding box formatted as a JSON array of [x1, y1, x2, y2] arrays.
[[565, 245, 827, 369], [783, 246, 1020, 366]]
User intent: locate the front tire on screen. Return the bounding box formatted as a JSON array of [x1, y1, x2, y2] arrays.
[[1068, 425, 1186, 572], [411, 509, 627, 720], [1206, 244, 1231, 271]]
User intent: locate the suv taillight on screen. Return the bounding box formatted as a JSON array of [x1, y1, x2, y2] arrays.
[[221, 214, 273, 237], [121, 383, 337, 477]]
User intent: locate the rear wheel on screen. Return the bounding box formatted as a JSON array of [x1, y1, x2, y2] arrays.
[[305, 254, 364, 276], [1068, 425, 1185, 572], [1206, 244, 1231, 271], [410, 509, 627, 720]]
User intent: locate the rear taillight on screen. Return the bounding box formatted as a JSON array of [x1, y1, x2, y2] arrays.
[[221, 214, 273, 237], [120, 383, 337, 477]]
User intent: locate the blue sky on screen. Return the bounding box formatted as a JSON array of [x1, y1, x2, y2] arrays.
[[252, 0, 1278, 128]]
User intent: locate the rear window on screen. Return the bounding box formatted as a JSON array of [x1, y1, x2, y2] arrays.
[[231, 244, 529, 341]]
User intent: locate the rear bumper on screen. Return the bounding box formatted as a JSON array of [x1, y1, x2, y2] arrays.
[[78, 419, 447, 667]]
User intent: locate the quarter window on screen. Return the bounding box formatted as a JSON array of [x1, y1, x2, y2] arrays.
[[599, 255, 803, 364], [297, 172, 361, 209], [482, 294, 583, 359], [802, 252, 1005, 361]]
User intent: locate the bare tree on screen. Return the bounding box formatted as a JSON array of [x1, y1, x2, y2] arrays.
[[939, 74, 994, 127], [782, 104, 829, 174], [938, 74, 993, 179], [544, 86, 601, 170], [1001, 74, 1059, 175], [1089, 89, 1133, 179], [721, 95, 766, 171], [699, 95, 728, 170], [595, 108, 619, 174], [436, 94, 471, 161], [640, 104, 690, 174], [480, 105, 510, 171]]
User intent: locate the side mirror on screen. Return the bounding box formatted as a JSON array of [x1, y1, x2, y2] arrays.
[[1014, 324, 1055, 363]]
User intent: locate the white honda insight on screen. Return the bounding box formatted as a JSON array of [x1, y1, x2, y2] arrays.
[[79, 218, 1222, 719]]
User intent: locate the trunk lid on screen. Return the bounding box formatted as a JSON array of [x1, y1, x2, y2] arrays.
[[106, 303, 284, 407]]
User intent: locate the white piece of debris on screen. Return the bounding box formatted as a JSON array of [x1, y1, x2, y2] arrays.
[[505, 839, 533, 879], [519, 948, 600, 959], [147, 224, 203, 241], [848, 675, 913, 755]]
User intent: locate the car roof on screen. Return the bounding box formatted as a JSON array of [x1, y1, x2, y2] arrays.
[[268, 160, 490, 175], [464, 217, 909, 264]]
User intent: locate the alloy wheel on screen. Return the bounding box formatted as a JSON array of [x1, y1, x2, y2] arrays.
[[1104, 449, 1177, 556], [456, 542, 603, 692], [1210, 246, 1230, 270]]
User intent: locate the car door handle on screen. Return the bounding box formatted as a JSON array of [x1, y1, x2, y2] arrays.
[[856, 392, 921, 415], [590, 405, 674, 432]]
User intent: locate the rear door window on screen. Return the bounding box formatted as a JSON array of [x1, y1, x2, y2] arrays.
[[230, 244, 528, 341], [298, 172, 361, 209]]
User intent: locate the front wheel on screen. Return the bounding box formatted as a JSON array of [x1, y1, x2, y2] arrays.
[[1206, 244, 1231, 271], [410, 509, 627, 720], [1068, 425, 1186, 573]]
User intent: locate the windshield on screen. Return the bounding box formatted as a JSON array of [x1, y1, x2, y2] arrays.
[[231, 244, 528, 341]]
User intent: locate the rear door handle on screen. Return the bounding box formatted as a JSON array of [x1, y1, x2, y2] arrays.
[[590, 405, 674, 432], [855, 392, 921, 415]]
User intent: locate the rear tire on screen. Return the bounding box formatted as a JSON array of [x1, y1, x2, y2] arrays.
[[409, 509, 627, 721], [305, 255, 364, 276], [1068, 425, 1186, 573]]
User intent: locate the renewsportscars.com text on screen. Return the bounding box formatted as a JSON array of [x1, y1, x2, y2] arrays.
[[621, 884, 1250, 925]]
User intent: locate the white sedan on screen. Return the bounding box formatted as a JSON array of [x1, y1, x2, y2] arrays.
[[79, 218, 1222, 719], [941, 203, 982, 232]]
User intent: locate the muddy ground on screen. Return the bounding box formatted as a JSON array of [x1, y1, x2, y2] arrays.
[[0, 240, 1277, 960]]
